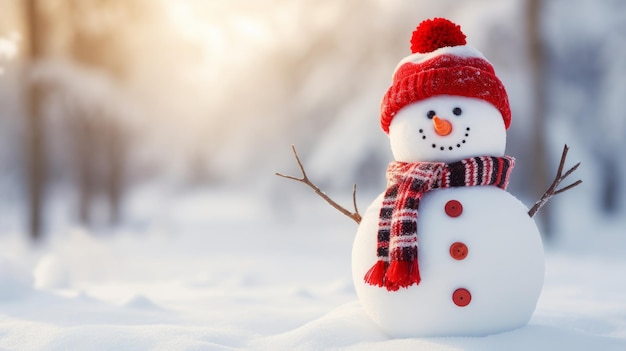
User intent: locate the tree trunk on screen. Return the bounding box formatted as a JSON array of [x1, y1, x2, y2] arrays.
[[67, 1, 129, 228], [23, 0, 46, 241], [527, 0, 553, 238], [76, 116, 94, 225], [599, 153, 619, 214], [105, 121, 125, 225]]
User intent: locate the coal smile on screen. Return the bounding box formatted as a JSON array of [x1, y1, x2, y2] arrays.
[[419, 127, 470, 151]]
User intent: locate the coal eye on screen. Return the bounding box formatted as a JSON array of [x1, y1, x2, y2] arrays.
[[453, 107, 462, 116], [427, 110, 436, 119]]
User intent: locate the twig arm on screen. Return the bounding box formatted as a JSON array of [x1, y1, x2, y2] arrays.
[[276, 145, 362, 224], [528, 144, 582, 217], [352, 184, 361, 223]]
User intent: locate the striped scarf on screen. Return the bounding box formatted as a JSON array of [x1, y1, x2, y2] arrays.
[[364, 156, 515, 291]]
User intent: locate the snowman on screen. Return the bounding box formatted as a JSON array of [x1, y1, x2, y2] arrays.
[[351, 18, 545, 337]]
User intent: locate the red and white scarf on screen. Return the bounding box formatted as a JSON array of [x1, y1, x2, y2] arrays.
[[364, 156, 515, 291]]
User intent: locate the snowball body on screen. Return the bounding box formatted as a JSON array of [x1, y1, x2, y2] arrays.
[[352, 187, 544, 337]]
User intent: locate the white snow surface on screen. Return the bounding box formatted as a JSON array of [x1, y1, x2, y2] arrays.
[[0, 187, 625, 350]]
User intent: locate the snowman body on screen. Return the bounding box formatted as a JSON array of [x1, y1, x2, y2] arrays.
[[352, 187, 544, 337], [352, 95, 545, 337]]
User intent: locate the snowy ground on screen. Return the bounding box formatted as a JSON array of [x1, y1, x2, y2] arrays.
[[0, 187, 625, 350]]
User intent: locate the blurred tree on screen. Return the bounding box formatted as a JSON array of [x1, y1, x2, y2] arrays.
[[527, 0, 552, 237], [37, 0, 150, 226], [542, 0, 626, 220], [23, 0, 47, 241], [63, 0, 133, 226], [18, 0, 151, 229]]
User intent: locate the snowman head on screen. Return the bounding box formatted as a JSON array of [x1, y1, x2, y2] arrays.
[[381, 18, 511, 163], [389, 95, 506, 163]]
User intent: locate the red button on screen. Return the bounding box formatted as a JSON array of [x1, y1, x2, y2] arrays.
[[444, 200, 463, 217], [452, 288, 472, 307], [449, 242, 468, 260]]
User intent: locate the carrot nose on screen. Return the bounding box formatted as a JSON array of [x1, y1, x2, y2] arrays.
[[433, 116, 453, 136]]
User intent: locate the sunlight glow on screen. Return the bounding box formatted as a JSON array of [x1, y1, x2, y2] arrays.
[[232, 17, 268, 41], [163, 0, 278, 67], [0, 32, 19, 75], [0, 32, 19, 59]]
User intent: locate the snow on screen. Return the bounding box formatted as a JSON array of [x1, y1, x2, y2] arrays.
[[33, 254, 70, 290], [0, 187, 625, 350], [0, 257, 33, 301]]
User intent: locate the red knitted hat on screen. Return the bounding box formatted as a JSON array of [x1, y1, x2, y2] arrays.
[[380, 18, 511, 133]]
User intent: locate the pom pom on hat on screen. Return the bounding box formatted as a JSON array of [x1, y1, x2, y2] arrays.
[[410, 18, 466, 54], [380, 18, 512, 133]]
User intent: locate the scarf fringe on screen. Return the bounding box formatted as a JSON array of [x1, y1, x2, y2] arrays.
[[384, 259, 421, 291], [364, 260, 387, 287], [364, 259, 421, 291]]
